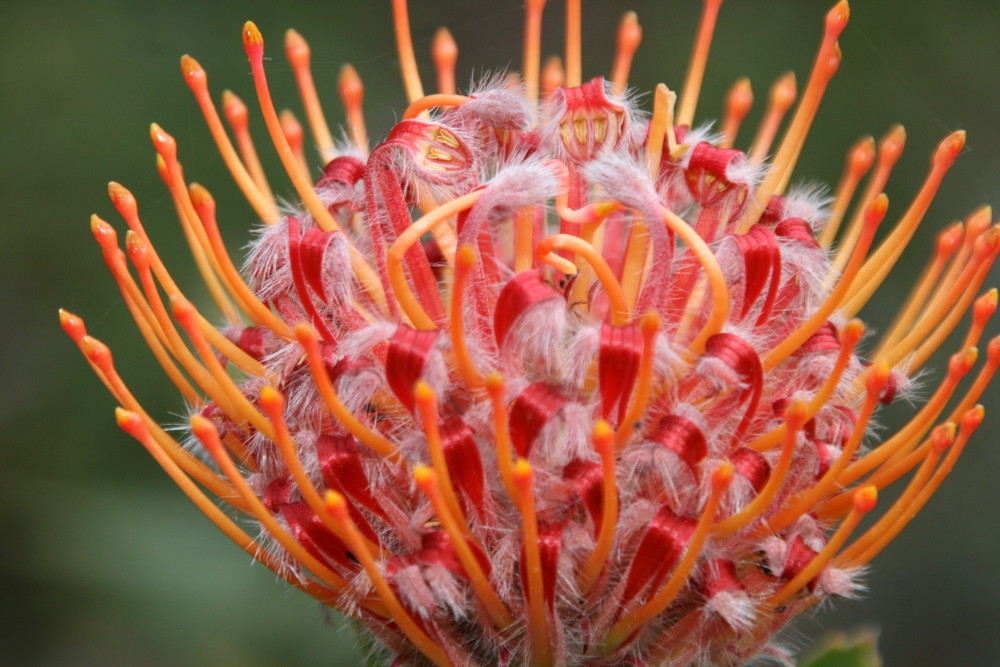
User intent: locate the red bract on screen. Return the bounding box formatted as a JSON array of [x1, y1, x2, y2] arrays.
[[64, 1, 997, 666]]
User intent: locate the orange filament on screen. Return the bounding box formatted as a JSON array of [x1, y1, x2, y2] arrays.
[[645, 84, 671, 178], [748, 71, 796, 164], [610, 11, 642, 96], [963, 289, 1000, 357], [325, 490, 452, 667], [817, 135, 876, 248], [106, 193, 273, 382], [259, 385, 381, 556], [221, 89, 280, 214], [187, 183, 295, 339], [676, 0, 725, 128], [714, 401, 807, 536], [764, 194, 887, 370], [115, 409, 342, 605], [842, 131, 967, 316], [515, 207, 536, 272], [825, 341, 998, 518], [388, 190, 483, 330], [180, 56, 280, 223], [835, 423, 952, 519], [190, 415, 349, 591], [660, 205, 729, 357], [523, 0, 548, 104], [243, 22, 385, 310], [150, 124, 241, 324], [620, 220, 650, 312], [876, 229, 998, 370], [432, 27, 459, 95], [284, 29, 337, 165], [835, 347, 977, 490], [738, 2, 848, 231], [71, 329, 241, 506], [295, 324, 402, 461], [908, 268, 998, 375], [835, 415, 973, 567], [874, 221, 963, 357], [75, 235, 199, 406], [486, 373, 520, 503], [414, 466, 515, 628], [414, 380, 470, 533], [403, 93, 470, 120], [749, 319, 863, 452], [535, 233, 630, 325], [450, 245, 486, 390], [577, 420, 618, 594], [541, 55, 565, 100], [768, 363, 888, 534], [935, 206, 993, 297], [513, 459, 552, 667], [391, 0, 425, 103], [767, 485, 877, 610], [855, 407, 984, 567], [720, 77, 753, 150], [172, 297, 277, 441], [830, 124, 907, 276], [614, 312, 661, 450], [95, 219, 245, 423], [605, 462, 734, 652], [279, 108, 309, 177], [565, 0, 582, 88], [338, 64, 369, 151]]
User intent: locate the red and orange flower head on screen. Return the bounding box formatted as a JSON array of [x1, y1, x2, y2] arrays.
[[62, 1, 997, 665]]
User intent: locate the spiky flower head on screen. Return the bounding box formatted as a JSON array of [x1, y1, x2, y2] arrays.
[[63, 1, 998, 665]]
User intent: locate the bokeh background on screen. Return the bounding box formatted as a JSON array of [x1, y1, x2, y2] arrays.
[[2, 1, 998, 665]]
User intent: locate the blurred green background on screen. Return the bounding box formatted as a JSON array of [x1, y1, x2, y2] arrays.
[[2, 1, 998, 665]]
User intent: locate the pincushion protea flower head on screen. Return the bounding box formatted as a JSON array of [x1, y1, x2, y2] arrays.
[[62, 0, 998, 665]]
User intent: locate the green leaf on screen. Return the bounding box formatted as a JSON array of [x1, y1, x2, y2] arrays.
[[800, 628, 882, 667]]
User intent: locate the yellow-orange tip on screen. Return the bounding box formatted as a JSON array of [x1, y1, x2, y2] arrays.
[[826, 1, 850, 32], [712, 461, 735, 490], [962, 405, 985, 432], [413, 380, 435, 405], [640, 310, 661, 335], [784, 399, 809, 429], [852, 485, 877, 514], [931, 423, 957, 454], [841, 319, 864, 345], [432, 27, 458, 65], [259, 385, 284, 413], [90, 215, 117, 249], [772, 71, 797, 109], [180, 54, 204, 83], [243, 21, 264, 51], [413, 464, 436, 490], [987, 336, 1000, 364], [485, 372, 505, 394], [513, 458, 534, 486], [866, 362, 890, 394], [294, 322, 318, 343], [338, 64, 363, 103], [456, 244, 477, 267], [324, 489, 348, 516], [592, 420, 614, 443], [284, 28, 309, 64], [115, 407, 144, 435], [865, 193, 889, 223], [617, 11, 642, 50], [59, 309, 87, 341], [850, 136, 876, 171]]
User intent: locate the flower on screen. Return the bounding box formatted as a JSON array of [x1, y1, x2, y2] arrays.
[[61, 0, 997, 665]]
